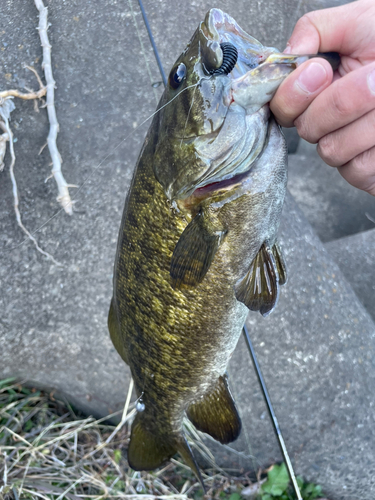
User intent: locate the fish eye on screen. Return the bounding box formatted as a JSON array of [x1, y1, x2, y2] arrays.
[[168, 63, 186, 89]]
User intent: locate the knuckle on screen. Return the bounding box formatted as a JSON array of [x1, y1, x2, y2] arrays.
[[351, 148, 372, 173], [330, 86, 351, 118], [295, 117, 313, 142], [294, 13, 315, 33], [271, 99, 296, 128], [279, 110, 297, 128], [318, 134, 339, 166], [270, 102, 288, 126], [346, 147, 375, 194]]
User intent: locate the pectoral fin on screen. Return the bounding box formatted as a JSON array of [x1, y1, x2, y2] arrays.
[[187, 374, 241, 444], [273, 242, 287, 286], [170, 210, 226, 289], [234, 241, 279, 317]]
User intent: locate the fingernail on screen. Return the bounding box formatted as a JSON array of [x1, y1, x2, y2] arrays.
[[296, 62, 328, 94], [283, 45, 292, 54], [368, 68, 375, 95]]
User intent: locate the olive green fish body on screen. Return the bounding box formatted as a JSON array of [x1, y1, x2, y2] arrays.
[[112, 129, 246, 425], [111, 119, 286, 471], [109, 7, 329, 480]]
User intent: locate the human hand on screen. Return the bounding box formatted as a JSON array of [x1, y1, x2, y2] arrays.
[[270, 0, 375, 195]]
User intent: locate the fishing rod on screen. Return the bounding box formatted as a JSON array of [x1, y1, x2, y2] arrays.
[[135, 2, 302, 498], [137, 0, 167, 87]]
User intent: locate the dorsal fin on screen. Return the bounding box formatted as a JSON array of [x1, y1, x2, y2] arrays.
[[187, 374, 241, 444], [234, 241, 279, 317], [170, 210, 226, 289]]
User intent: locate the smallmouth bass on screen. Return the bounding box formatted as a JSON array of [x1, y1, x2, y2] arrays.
[[109, 8, 338, 483]]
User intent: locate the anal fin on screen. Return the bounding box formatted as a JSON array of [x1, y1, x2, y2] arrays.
[[187, 374, 241, 444], [170, 210, 226, 289], [234, 241, 279, 317]]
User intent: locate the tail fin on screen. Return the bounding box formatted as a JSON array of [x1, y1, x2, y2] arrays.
[[127, 413, 175, 470], [128, 413, 206, 492]]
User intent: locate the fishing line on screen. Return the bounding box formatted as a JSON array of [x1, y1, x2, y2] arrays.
[[138, 3, 303, 498], [4, 82, 200, 254], [180, 83, 198, 149], [227, 365, 260, 473]]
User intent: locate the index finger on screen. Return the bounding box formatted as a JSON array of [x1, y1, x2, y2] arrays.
[[285, 0, 375, 55]]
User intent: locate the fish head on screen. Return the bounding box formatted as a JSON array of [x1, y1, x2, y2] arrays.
[[153, 8, 307, 204]]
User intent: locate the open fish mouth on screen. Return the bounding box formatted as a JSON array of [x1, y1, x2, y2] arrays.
[[205, 8, 338, 115], [172, 10, 297, 202], [177, 9, 323, 201], [204, 9, 308, 92]]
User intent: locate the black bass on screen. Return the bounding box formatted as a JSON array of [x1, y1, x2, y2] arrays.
[[109, 8, 336, 482]]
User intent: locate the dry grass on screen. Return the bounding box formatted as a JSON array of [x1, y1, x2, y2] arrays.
[[0, 378, 258, 500]]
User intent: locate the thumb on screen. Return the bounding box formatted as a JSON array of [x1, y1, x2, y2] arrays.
[[270, 58, 333, 128]]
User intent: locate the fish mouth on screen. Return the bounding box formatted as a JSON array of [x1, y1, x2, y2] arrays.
[[204, 9, 310, 108], [175, 10, 308, 200], [202, 9, 271, 76], [204, 9, 310, 81]]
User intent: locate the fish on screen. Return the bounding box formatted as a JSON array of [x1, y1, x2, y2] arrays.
[[108, 8, 338, 485]]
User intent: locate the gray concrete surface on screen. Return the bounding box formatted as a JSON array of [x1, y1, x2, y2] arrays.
[[326, 228, 375, 321], [288, 141, 375, 242], [1, 1, 374, 499], [0, 0, 163, 417]]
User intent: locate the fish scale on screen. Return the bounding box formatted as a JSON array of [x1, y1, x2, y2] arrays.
[[109, 7, 339, 488], [113, 129, 247, 384]]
